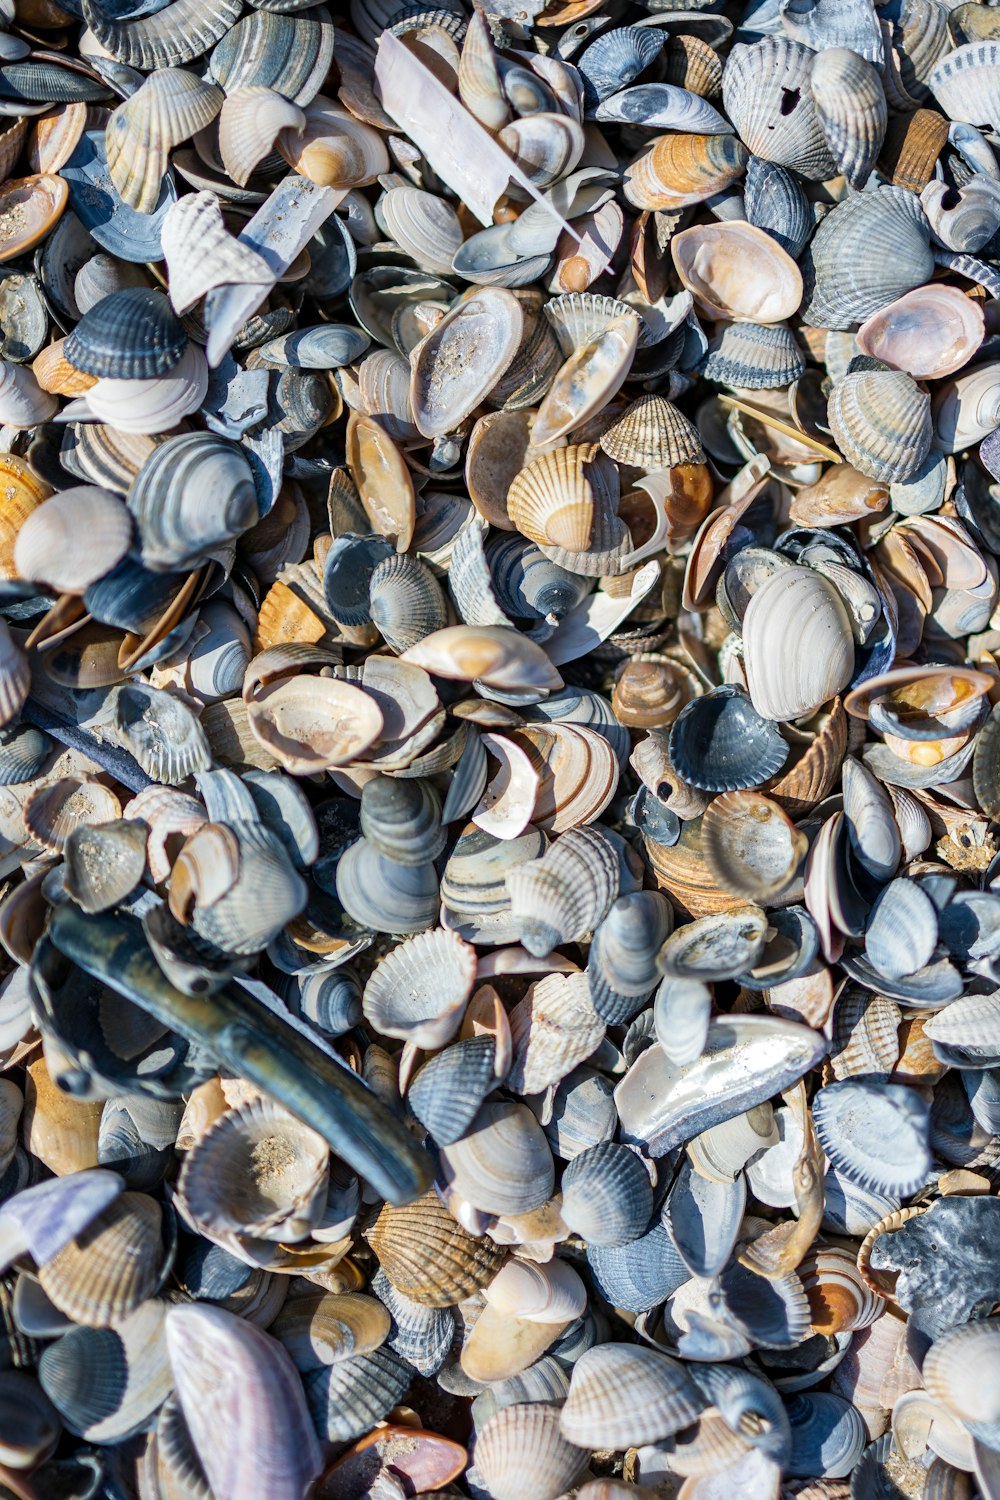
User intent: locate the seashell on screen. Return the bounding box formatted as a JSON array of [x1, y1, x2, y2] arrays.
[[743, 157, 812, 260], [63, 820, 147, 914], [368, 553, 448, 653], [82, 0, 243, 72], [587, 1214, 690, 1315], [561, 1344, 703, 1449], [507, 443, 619, 556], [804, 186, 934, 331], [878, 106, 949, 192], [505, 824, 624, 958], [531, 313, 639, 449], [159, 191, 274, 316], [624, 132, 748, 212], [36, 1192, 166, 1328], [658, 905, 769, 982], [359, 776, 444, 868], [922, 1319, 1000, 1445], [79, 341, 209, 436], [827, 367, 932, 485], [402, 625, 562, 694], [663, 1154, 745, 1279], [587, 889, 672, 1022], [723, 37, 835, 180], [615, 1014, 826, 1156], [809, 48, 887, 190], [105, 68, 222, 214], [507, 971, 605, 1094], [411, 287, 523, 439], [336, 838, 439, 936], [653, 977, 712, 1067], [101, 681, 205, 785], [370, 1269, 454, 1376], [560, 1140, 653, 1248], [210, 11, 335, 106], [177, 1097, 328, 1244], [39, 1298, 172, 1443], [0, 1369, 60, 1470], [864, 876, 937, 982], [799, 1245, 885, 1336], [14, 486, 132, 595], [813, 1079, 931, 1196], [669, 686, 789, 792], [304, 1345, 412, 1444], [441, 1098, 554, 1215], [785, 1392, 867, 1480], [499, 114, 585, 195], [597, 83, 729, 133], [929, 39, 1000, 129], [363, 928, 476, 1049], [458, 9, 509, 131], [701, 790, 807, 902], [368, 1190, 507, 1306], [671, 222, 802, 324], [933, 363, 1000, 451], [0, 358, 56, 427], [167, 1303, 322, 1500], [406, 1035, 496, 1147], [278, 94, 387, 184], [218, 86, 305, 188], [0, 175, 68, 265], [855, 284, 984, 381], [576, 27, 665, 111], [23, 777, 121, 853], [475, 1403, 587, 1500], [742, 564, 855, 723], [65, 287, 186, 380], [701, 321, 805, 392], [600, 393, 704, 469], [269, 1290, 389, 1373]]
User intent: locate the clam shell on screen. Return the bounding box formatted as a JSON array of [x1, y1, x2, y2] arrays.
[[597, 82, 729, 132], [929, 39, 1000, 128], [785, 1392, 867, 1480], [701, 790, 808, 902], [854, 284, 984, 381], [532, 312, 639, 449], [441, 1098, 554, 1215], [701, 321, 805, 391], [743, 157, 812, 260], [411, 287, 523, 439], [0, 175, 67, 264], [40, 1298, 172, 1443], [560, 1140, 653, 1248], [475, 1403, 587, 1500], [65, 287, 186, 380], [624, 131, 748, 212], [304, 1345, 411, 1444], [270, 1290, 389, 1372], [799, 1245, 885, 1337], [246, 677, 383, 774], [63, 820, 147, 914], [368, 1190, 507, 1306], [371, 1267, 454, 1376], [663, 1155, 745, 1279], [804, 186, 934, 331], [671, 222, 802, 324], [669, 686, 789, 792], [505, 824, 623, 957], [210, 10, 334, 105], [508, 442, 619, 555], [827, 367, 933, 484], [13, 485, 131, 595], [922, 1319, 1000, 1441], [742, 565, 855, 723], [561, 1345, 703, 1449], [83, 0, 243, 71], [723, 37, 835, 179], [576, 26, 665, 111], [809, 47, 887, 190], [362, 927, 476, 1049], [407, 1034, 497, 1147], [336, 838, 439, 935], [813, 1079, 932, 1196]]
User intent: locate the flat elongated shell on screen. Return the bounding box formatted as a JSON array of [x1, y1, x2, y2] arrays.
[[615, 1015, 827, 1155], [742, 565, 855, 722], [410, 287, 523, 438]]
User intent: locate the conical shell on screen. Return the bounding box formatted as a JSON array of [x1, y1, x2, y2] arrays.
[[827, 368, 933, 484]]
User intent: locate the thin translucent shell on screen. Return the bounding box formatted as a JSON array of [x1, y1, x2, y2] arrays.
[[670, 222, 803, 323]]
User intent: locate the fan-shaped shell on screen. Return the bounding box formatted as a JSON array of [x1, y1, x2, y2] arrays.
[[160, 191, 273, 315], [65, 287, 186, 380], [812, 1079, 932, 1196], [105, 68, 222, 214], [742, 565, 856, 723], [218, 86, 306, 188], [13, 485, 131, 595], [507, 443, 619, 555], [561, 1345, 703, 1449], [475, 1403, 587, 1500], [804, 186, 935, 330], [723, 37, 835, 179], [929, 39, 1000, 128], [701, 321, 805, 391], [809, 48, 887, 189], [362, 927, 476, 1049], [561, 1140, 653, 1248], [507, 971, 605, 1095], [827, 368, 933, 484], [600, 393, 704, 469], [368, 1191, 507, 1307], [37, 1193, 165, 1328], [669, 686, 789, 792]]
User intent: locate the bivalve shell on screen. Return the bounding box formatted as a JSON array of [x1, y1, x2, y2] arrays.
[[742, 565, 855, 723]]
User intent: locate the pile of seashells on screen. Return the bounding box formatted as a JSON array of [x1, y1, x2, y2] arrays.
[[5, 0, 1000, 1496]]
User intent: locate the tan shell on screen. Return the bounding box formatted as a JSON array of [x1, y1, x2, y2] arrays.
[[599, 393, 705, 470], [624, 132, 748, 211], [671, 222, 803, 323], [855, 284, 984, 381], [278, 95, 389, 187], [410, 287, 524, 439], [508, 442, 618, 553], [106, 68, 223, 214], [22, 776, 122, 853], [367, 1191, 507, 1307], [345, 412, 416, 552], [218, 85, 306, 187], [701, 790, 808, 902], [531, 314, 639, 448], [246, 676, 384, 773], [0, 175, 67, 264], [800, 1245, 886, 1335], [37, 1193, 165, 1327]]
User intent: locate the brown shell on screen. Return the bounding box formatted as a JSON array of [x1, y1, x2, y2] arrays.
[[766, 696, 848, 817], [37, 1192, 165, 1327], [367, 1191, 507, 1306], [644, 815, 748, 918], [664, 34, 723, 98], [599, 394, 705, 470], [877, 108, 949, 193]]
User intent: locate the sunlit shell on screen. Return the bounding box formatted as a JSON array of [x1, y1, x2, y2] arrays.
[[855, 285, 984, 380], [671, 222, 803, 323]]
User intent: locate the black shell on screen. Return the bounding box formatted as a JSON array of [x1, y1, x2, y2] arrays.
[[64, 288, 187, 379], [669, 686, 789, 793]]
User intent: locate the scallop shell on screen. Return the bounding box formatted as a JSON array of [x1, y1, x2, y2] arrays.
[[37, 1192, 165, 1328], [507, 971, 605, 1094], [82, 0, 243, 71], [159, 191, 274, 316], [560, 1140, 653, 1248], [65, 287, 186, 381], [804, 186, 935, 330], [743, 157, 812, 260], [507, 443, 619, 555], [827, 367, 933, 484], [505, 824, 623, 958], [929, 39, 1000, 128]]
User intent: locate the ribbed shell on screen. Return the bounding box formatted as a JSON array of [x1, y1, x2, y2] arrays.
[[13, 485, 132, 594], [105, 69, 223, 214], [743, 157, 813, 259], [803, 187, 934, 330], [809, 48, 887, 189], [599, 394, 704, 468], [827, 368, 933, 484], [368, 1191, 507, 1307], [701, 322, 805, 391], [723, 37, 836, 179], [362, 927, 476, 1049], [218, 85, 306, 187], [81, 0, 243, 70], [371, 1268, 454, 1377], [475, 1403, 588, 1500], [576, 26, 665, 110], [507, 972, 605, 1095], [812, 1079, 932, 1196], [65, 288, 186, 380], [669, 686, 789, 792], [407, 1035, 497, 1146], [929, 39, 1000, 128], [441, 1099, 555, 1215], [209, 9, 334, 106], [560, 1141, 653, 1247], [359, 775, 445, 866], [561, 1344, 704, 1449], [505, 824, 621, 957], [543, 292, 647, 357], [368, 552, 448, 652], [37, 1193, 163, 1328], [507, 442, 616, 554], [160, 190, 273, 316]]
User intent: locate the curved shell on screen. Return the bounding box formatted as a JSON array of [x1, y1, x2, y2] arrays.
[[66, 288, 186, 382], [743, 157, 812, 259], [246, 676, 383, 774], [827, 368, 933, 484], [474, 1403, 588, 1500], [812, 1079, 932, 1196], [929, 39, 1000, 128], [410, 287, 523, 439], [742, 565, 855, 723], [505, 824, 623, 957], [809, 48, 887, 189], [359, 775, 445, 867], [368, 1190, 507, 1306], [701, 321, 805, 391], [624, 132, 748, 212], [37, 1192, 166, 1328], [441, 1098, 554, 1216], [855, 284, 984, 380], [577, 26, 665, 110], [531, 314, 639, 448], [210, 11, 335, 106], [160, 191, 273, 315], [13, 486, 132, 595], [669, 687, 789, 793], [362, 927, 476, 1049], [82, 0, 243, 71], [218, 86, 306, 188], [406, 1034, 497, 1147], [508, 443, 620, 555], [804, 187, 935, 330], [671, 222, 802, 324], [701, 790, 808, 901], [105, 69, 223, 214], [561, 1345, 703, 1449], [176, 1097, 329, 1243], [723, 37, 835, 179], [599, 394, 704, 469], [507, 971, 605, 1094], [560, 1140, 654, 1248]]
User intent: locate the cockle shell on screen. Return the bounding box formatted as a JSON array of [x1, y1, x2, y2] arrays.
[[723, 37, 835, 179], [105, 68, 223, 214], [827, 368, 933, 483], [809, 48, 887, 190]]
